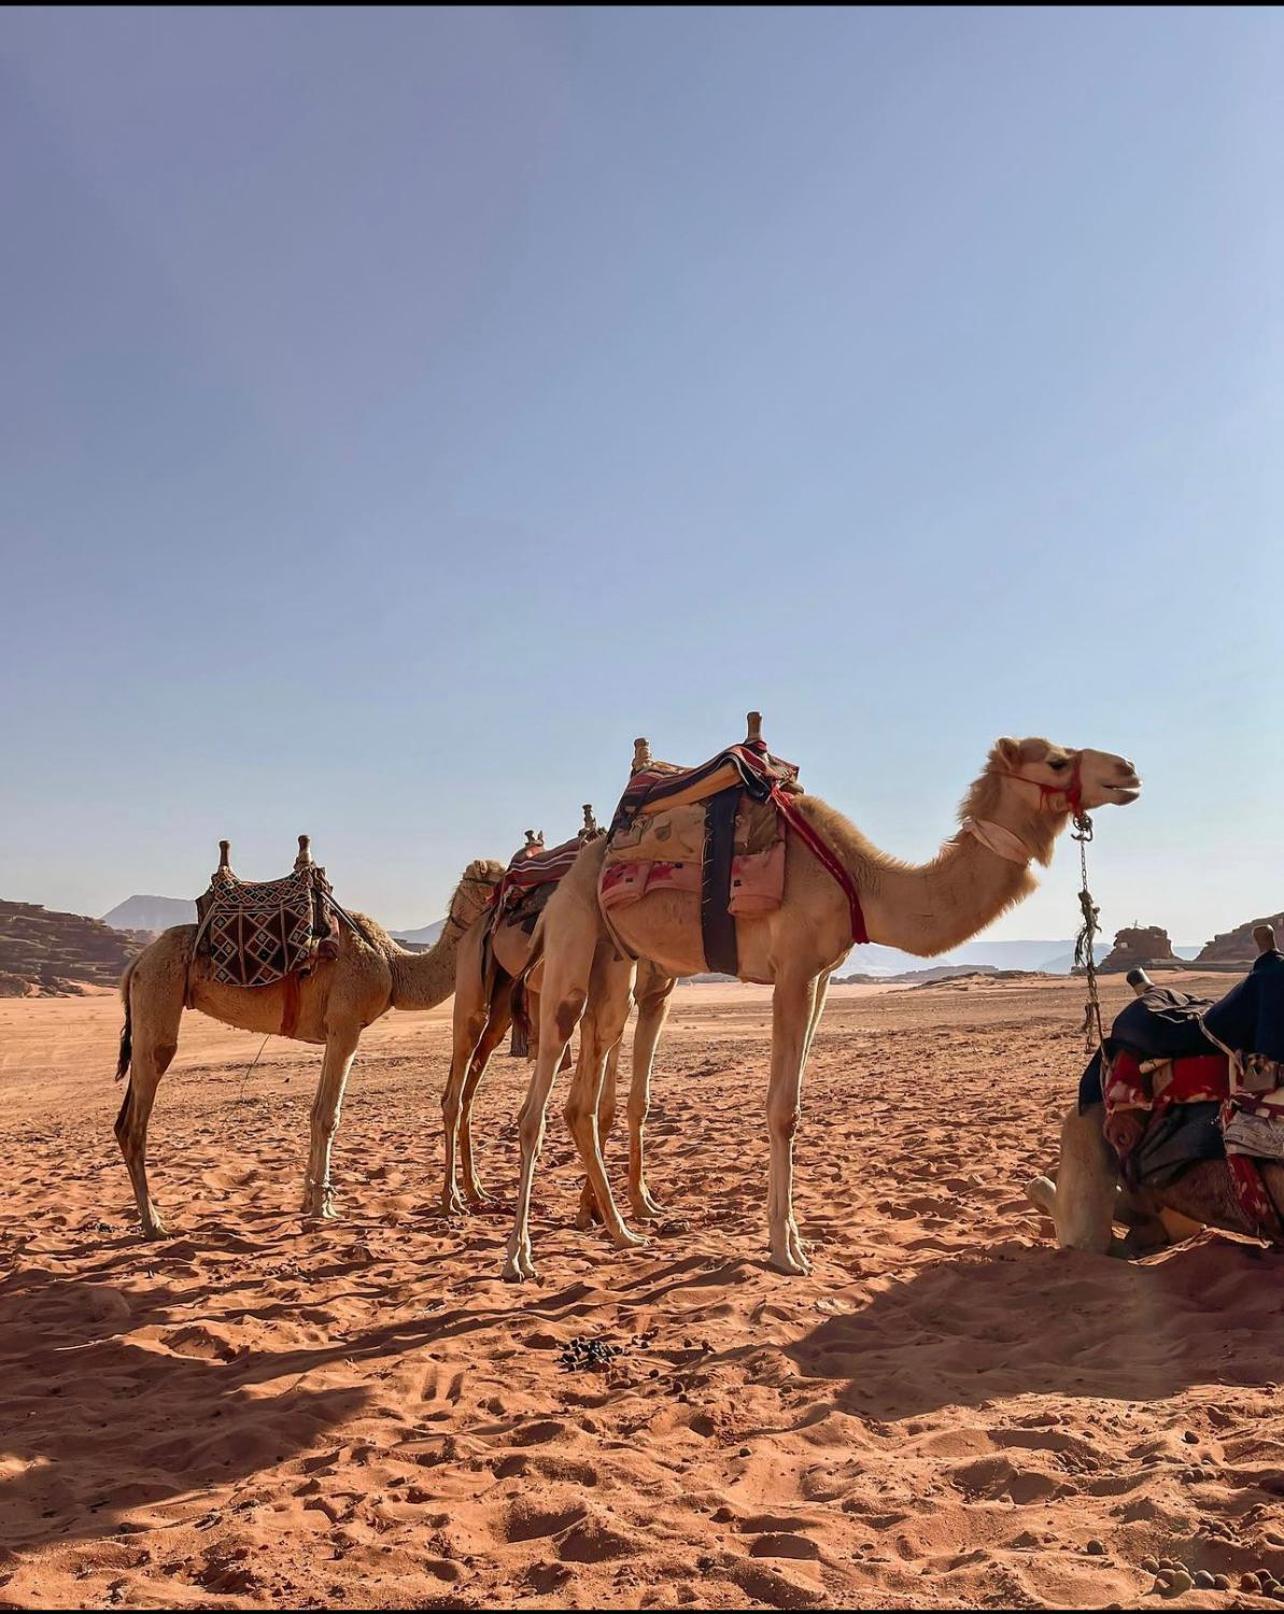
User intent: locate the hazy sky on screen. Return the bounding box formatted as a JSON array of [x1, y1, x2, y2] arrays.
[[3, 7, 1280, 944]]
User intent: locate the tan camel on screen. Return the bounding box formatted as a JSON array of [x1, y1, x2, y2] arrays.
[[115, 858, 503, 1237], [441, 816, 676, 1219], [1028, 925, 1283, 1255], [503, 732, 1142, 1280]]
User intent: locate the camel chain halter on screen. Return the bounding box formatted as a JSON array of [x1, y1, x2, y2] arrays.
[[1071, 808, 1106, 1052]]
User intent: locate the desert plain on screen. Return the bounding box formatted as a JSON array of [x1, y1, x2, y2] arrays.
[[3, 972, 1284, 1610]]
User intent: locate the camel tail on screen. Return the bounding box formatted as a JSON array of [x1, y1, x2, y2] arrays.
[[115, 958, 137, 1081]]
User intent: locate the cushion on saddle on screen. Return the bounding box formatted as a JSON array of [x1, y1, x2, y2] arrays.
[[600, 794, 786, 932], [195, 864, 336, 988]]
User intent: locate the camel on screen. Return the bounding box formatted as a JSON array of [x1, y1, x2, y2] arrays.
[[441, 815, 676, 1220], [1028, 926, 1284, 1255], [503, 729, 1142, 1281], [114, 856, 503, 1238]]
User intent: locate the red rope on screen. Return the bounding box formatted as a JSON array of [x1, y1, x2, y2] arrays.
[[770, 786, 869, 945]]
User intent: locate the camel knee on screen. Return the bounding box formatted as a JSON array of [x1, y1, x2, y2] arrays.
[[563, 1091, 595, 1135], [516, 1102, 546, 1153], [768, 1102, 801, 1141], [554, 990, 587, 1044]]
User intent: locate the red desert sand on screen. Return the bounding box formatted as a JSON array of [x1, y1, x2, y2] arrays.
[[3, 974, 1283, 1609]]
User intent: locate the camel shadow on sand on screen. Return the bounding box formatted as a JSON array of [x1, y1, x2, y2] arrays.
[[785, 1236, 1284, 1425]]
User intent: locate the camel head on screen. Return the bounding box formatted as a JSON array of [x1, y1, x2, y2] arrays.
[[987, 737, 1142, 814], [446, 858, 505, 932]]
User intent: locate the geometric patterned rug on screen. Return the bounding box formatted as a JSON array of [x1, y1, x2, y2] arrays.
[[194, 864, 334, 988]]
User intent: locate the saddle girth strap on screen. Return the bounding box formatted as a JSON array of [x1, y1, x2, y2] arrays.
[[701, 787, 741, 977]]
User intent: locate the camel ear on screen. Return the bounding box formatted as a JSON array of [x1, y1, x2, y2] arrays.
[[993, 736, 1021, 768]]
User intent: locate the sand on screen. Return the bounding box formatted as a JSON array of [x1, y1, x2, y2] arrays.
[[2, 972, 1283, 1609]]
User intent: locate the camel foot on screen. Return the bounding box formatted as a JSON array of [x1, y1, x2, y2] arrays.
[[303, 1197, 338, 1222], [139, 1210, 169, 1240], [630, 1188, 665, 1221], [768, 1224, 812, 1275], [501, 1238, 538, 1283], [439, 1186, 468, 1217], [462, 1182, 494, 1209], [607, 1222, 646, 1252], [1026, 1175, 1056, 1217]]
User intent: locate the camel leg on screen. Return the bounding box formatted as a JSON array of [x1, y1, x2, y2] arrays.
[[503, 953, 594, 1283], [301, 1024, 362, 1221], [766, 972, 820, 1275], [114, 956, 184, 1238], [563, 953, 642, 1251], [114, 979, 182, 1239], [1025, 1103, 1118, 1254], [626, 967, 675, 1220], [576, 1036, 620, 1230], [457, 1001, 512, 1208], [441, 1004, 489, 1214]]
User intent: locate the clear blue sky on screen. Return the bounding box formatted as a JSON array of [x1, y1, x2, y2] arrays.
[[2, 7, 1280, 944]]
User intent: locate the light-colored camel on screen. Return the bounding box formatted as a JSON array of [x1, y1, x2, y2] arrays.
[[441, 898, 675, 1218], [115, 858, 503, 1238], [1028, 925, 1284, 1255], [439, 812, 676, 1219], [503, 732, 1142, 1280]]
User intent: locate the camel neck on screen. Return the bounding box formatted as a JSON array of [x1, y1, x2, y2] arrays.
[[795, 794, 1066, 958], [389, 923, 462, 1012]]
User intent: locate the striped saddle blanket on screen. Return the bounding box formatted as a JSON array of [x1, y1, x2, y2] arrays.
[[194, 864, 338, 988], [490, 834, 593, 935]]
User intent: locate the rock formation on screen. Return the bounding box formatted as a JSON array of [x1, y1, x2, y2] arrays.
[[1098, 924, 1181, 973], [0, 900, 142, 996], [1196, 909, 1284, 967]]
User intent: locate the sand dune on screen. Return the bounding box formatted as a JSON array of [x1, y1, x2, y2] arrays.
[[2, 974, 1282, 1608]]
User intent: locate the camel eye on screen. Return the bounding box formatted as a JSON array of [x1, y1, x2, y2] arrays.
[[1049, 759, 1068, 771]]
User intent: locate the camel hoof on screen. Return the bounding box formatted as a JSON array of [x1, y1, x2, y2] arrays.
[[439, 1190, 467, 1217], [501, 1249, 538, 1283], [1026, 1175, 1057, 1216], [609, 1225, 646, 1252], [140, 1219, 169, 1241], [768, 1250, 811, 1276], [463, 1185, 494, 1209], [631, 1194, 665, 1222]]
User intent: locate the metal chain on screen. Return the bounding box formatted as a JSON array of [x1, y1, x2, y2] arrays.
[[1071, 811, 1106, 1051]]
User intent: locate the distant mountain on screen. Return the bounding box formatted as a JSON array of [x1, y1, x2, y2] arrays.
[[100, 895, 196, 933], [391, 919, 445, 947], [842, 938, 1095, 978]]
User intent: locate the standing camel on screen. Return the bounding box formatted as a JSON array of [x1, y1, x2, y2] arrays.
[[504, 732, 1142, 1280], [441, 817, 676, 1219], [115, 858, 502, 1237]]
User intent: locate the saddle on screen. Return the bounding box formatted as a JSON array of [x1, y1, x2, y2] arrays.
[[489, 808, 601, 938], [600, 713, 867, 976], [1083, 957, 1284, 1242], [193, 836, 349, 989]]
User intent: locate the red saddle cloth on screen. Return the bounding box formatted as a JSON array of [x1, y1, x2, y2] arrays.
[[1104, 1050, 1283, 1242], [490, 835, 589, 929]]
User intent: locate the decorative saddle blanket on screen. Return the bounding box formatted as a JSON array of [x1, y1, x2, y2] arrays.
[[601, 732, 868, 976], [193, 854, 341, 988], [1078, 962, 1284, 1241], [490, 832, 596, 937]]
